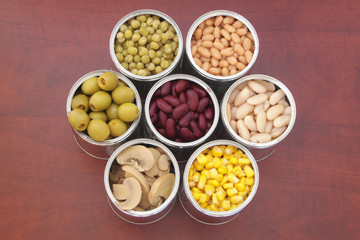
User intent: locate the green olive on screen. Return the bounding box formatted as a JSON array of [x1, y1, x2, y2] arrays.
[[68, 109, 89, 131], [87, 119, 110, 141], [106, 103, 120, 121], [118, 102, 139, 122], [89, 111, 108, 122], [71, 94, 89, 112], [112, 86, 135, 105], [81, 77, 100, 95], [89, 91, 112, 111], [98, 72, 118, 91], [108, 119, 128, 137]]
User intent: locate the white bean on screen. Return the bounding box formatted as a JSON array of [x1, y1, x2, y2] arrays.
[[284, 106, 292, 115], [270, 126, 286, 138], [230, 120, 237, 133], [248, 80, 267, 93], [234, 87, 250, 107], [256, 111, 267, 133], [250, 133, 271, 143], [237, 120, 250, 141], [265, 120, 273, 134], [255, 80, 275, 92], [226, 102, 232, 123], [269, 89, 285, 105], [247, 93, 268, 105], [244, 115, 257, 132], [254, 100, 270, 115], [228, 89, 239, 104], [267, 104, 285, 120], [235, 103, 254, 120], [273, 114, 291, 128]]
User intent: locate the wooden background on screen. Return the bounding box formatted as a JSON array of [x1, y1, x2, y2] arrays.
[[1, 0, 359, 239]]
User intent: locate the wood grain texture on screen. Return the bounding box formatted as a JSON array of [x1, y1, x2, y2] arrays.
[[1, 0, 359, 239]]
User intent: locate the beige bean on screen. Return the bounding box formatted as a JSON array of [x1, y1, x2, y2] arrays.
[[284, 106, 292, 115], [243, 37, 252, 50], [256, 111, 266, 133], [224, 24, 236, 33], [237, 120, 250, 141], [201, 61, 210, 72], [273, 114, 291, 128], [245, 50, 253, 64], [240, 35, 246, 44], [202, 34, 215, 42], [219, 59, 229, 68], [226, 102, 232, 123], [251, 45, 255, 52], [278, 99, 289, 107], [244, 115, 257, 132], [265, 120, 273, 133], [194, 57, 202, 67], [254, 100, 270, 115], [205, 17, 215, 26], [246, 32, 254, 41], [230, 40, 235, 47], [210, 47, 221, 60], [194, 52, 201, 59], [247, 93, 268, 105], [234, 43, 245, 55], [220, 47, 234, 57], [234, 87, 250, 107], [229, 69, 237, 75], [250, 133, 271, 143], [214, 16, 223, 26], [270, 126, 286, 138], [223, 16, 235, 25], [269, 89, 286, 105], [236, 62, 246, 71], [231, 33, 241, 43], [255, 80, 275, 92], [228, 65, 236, 71], [193, 28, 203, 40], [211, 57, 219, 67], [197, 47, 211, 58], [220, 29, 231, 41], [201, 40, 213, 48], [213, 27, 221, 39], [191, 45, 198, 56], [226, 56, 237, 65], [198, 21, 205, 30], [267, 104, 285, 120], [228, 89, 239, 104], [200, 56, 210, 62], [238, 55, 247, 65], [232, 20, 244, 29], [209, 67, 221, 75], [220, 38, 229, 47], [248, 80, 267, 93], [203, 26, 214, 35], [191, 39, 197, 45], [221, 67, 230, 76], [235, 103, 254, 120], [237, 27, 248, 36], [213, 41, 225, 50], [230, 120, 237, 133]]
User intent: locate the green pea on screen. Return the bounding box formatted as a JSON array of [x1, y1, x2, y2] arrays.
[[134, 55, 141, 62], [136, 15, 147, 22], [169, 26, 176, 33], [124, 29, 133, 39], [146, 27, 155, 35], [152, 34, 161, 43], [173, 35, 179, 43], [155, 66, 163, 74], [156, 29, 163, 35], [129, 62, 136, 70], [166, 30, 175, 39], [152, 19, 160, 29], [136, 62, 144, 70], [156, 50, 163, 57], [141, 55, 150, 64], [146, 62, 155, 71], [150, 42, 159, 50], [152, 15, 160, 20], [170, 42, 177, 52], [160, 21, 169, 32], [160, 60, 170, 69], [138, 36, 147, 46], [121, 62, 129, 70], [146, 17, 153, 26], [139, 27, 148, 36], [160, 33, 169, 44], [114, 45, 122, 53], [119, 24, 128, 32], [116, 53, 124, 62], [125, 41, 134, 48], [124, 55, 134, 63], [152, 57, 161, 65], [122, 49, 128, 56], [163, 44, 172, 54], [164, 53, 174, 60], [130, 19, 140, 29], [132, 32, 141, 42], [148, 49, 156, 59], [138, 69, 147, 76], [139, 47, 148, 56], [131, 68, 138, 75]]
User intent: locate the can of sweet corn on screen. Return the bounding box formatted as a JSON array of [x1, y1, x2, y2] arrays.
[[178, 139, 259, 225]]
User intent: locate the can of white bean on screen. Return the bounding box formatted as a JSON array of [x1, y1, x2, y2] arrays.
[[144, 73, 220, 163], [104, 138, 180, 224], [66, 70, 142, 160], [179, 139, 259, 225], [183, 10, 259, 99], [220, 74, 296, 161], [109, 9, 184, 100]]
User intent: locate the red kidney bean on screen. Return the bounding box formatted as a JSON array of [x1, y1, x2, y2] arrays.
[[165, 118, 176, 139], [190, 120, 203, 138], [160, 81, 172, 96], [186, 89, 199, 111], [158, 110, 168, 126], [151, 113, 158, 124], [157, 98, 172, 113], [198, 113, 207, 131], [206, 120, 212, 130], [179, 92, 187, 103], [191, 83, 207, 98], [175, 79, 191, 93], [163, 95, 180, 107], [171, 82, 177, 97], [157, 128, 166, 137], [149, 101, 157, 116], [204, 107, 214, 120], [180, 127, 196, 141], [172, 103, 189, 120], [197, 97, 210, 112], [154, 88, 161, 97], [179, 111, 194, 127]]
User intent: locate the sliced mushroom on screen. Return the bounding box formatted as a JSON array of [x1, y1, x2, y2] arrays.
[[144, 175, 157, 186], [122, 165, 151, 209], [148, 173, 175, 206], [109, 164, 125, 184], [157, 154, 170, 171], [113, 177, 142, 210], [116, 145, 154, 172], [145, 148, 162, 178]]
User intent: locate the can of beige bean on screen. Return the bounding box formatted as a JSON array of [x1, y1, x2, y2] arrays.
[[66, 70, 142, 160], [104, 138, 180, 224], [144, 73, 220, 163], [109, 9, 184, 100], [179, 139, 259, 225], [220, 74, 296, 161], [182, 10, 259, 99]]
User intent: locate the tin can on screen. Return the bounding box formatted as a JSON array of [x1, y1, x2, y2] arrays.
[[182, 10, 259, 98], [144, 73, 220, 163], [220, 74, 297, 161], [66, 70, 142, 160], [109, 9, 184, 99], [179, 139, 259, 225], [104, 138, 180, 224]]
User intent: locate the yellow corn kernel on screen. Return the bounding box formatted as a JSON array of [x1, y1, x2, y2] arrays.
[[233, 149, 243, 159], [211, 146, 224, 157], [212, 194, 219, 206], [224, 145, 237, 155], [223, 154, 233, 160], [227, 173, 239, 184], [209, 168, 218, 179], [230, 204, 239, 210], [245, 185, 250, 193], [213, 157, 222, 168], [238, 191, 247, 197], [205, 161, 215, 170], [218, 165, 227, 174], [223, 182, 234, 189], [209, 204, 219, 211], [215, 173, 224, 182], [200, 202, 208, 208], [208, 179, 220, 188], [227, 188, 238, 197], [226, 164, 234, 174], [188, 181, 196, 188], [194, 160, 204, 171], [222, 199, 231, 210], [206, 154, 214, 162], [201, 169, 210, 179], [188, 168, 194, 178], [244, 165, 254, 177], [233, 166, 243, 176], [197, 153, 208, 165], [193, 172, 200, 182], [216, 190, 226, 201], [230, 195, 243, 204], [197, 175, 207, 189], [221, 158, 230, 166], [229, 156, 239, 165], [205, 184, 215, 196], [192, 191, 201, 201], [199, 193, 207, 203], [239, 158, 251, 165], [246, 177, 254, 186], [235, 178, 246, 191], [191, 187, 201, 193], [202, 148, 209, 154], [219, 175, 228, 186]]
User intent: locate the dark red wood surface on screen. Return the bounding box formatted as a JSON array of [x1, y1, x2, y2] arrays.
[[1, 0, 359, 239]]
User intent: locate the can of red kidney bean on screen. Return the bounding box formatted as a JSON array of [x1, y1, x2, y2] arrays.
[[182, 10, 259, 99], [144, 73, 219, 163], [66, 70, 142, 160], [220, 74, 296, 161]]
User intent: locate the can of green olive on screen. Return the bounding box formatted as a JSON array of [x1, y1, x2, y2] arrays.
[[109, 9, 184, 100], [220, 74, 296, 161], [178, 139, 259, 225], [143, 73, 220, 163], [182, 10, 259, 99], [66, 70, 142, 160], [104, 138, 180, 224]]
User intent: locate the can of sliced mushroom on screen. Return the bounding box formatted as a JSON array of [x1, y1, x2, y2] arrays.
[[104, 138, 180, 224]]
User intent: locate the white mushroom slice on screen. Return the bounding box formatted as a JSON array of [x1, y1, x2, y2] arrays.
[[145, 148, 162, 178], [144, 175, 156, 186], [157, 154, 170, 171], [116, 145, 154, 172], [148, 173, 175, 206], [113, 177, 142, 210], [121, 165, 151, 209], [109, 165, 125, 184]]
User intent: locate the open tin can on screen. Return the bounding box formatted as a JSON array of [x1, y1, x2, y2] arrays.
[[66, 70, 142, 160], [104, 138, 180, 224], [179, 139, 259, 225], [220, 74, 296, 161]]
